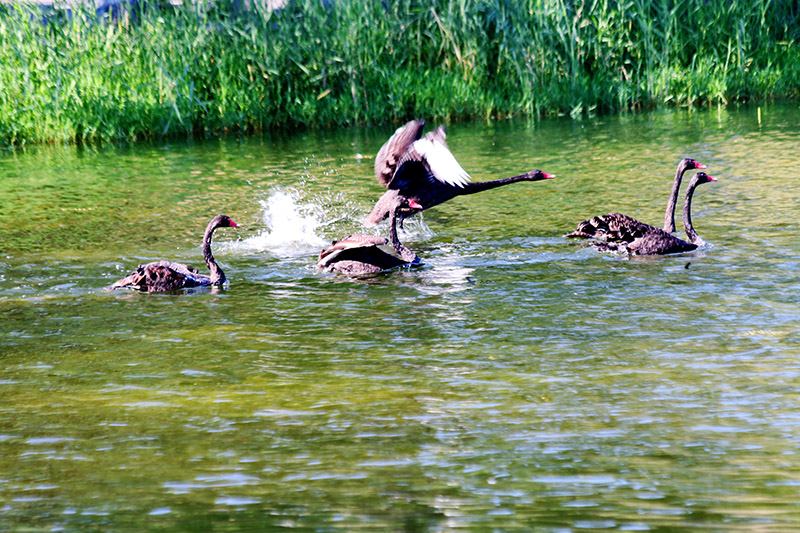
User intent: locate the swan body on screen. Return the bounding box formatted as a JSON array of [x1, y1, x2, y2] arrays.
[[367, 119, 554, 227], [108, 214, 239, 292], [318, 198, 421, 275], [585, 172, 717, 255], [317, 234, 411, 275], [566, 158, 706, 239]]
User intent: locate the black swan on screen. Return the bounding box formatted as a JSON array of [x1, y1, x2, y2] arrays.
[[318, 197, 422, 275], [366, 119, 555, 227], [107, 214, 239, 292], [586, 172, 717, 255], [566, 157, 707, 239]]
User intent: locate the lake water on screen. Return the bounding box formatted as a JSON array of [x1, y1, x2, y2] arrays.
[[2, 103, 800, 530]]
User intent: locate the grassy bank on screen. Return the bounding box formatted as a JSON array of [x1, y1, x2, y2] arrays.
[[0, 0, 798, 145]]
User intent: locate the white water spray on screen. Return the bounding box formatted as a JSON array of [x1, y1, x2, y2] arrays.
[[238, 189, 331, 257], [227, 187, 436, 259]]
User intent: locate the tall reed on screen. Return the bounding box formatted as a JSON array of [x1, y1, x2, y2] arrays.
[[0, 0, 797, 145]]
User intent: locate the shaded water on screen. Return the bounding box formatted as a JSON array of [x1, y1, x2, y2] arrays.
[[2, 104, 800, 530]]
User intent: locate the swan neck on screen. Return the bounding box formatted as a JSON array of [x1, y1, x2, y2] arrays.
[[367, 190, 399, 225], [203, 222, 226, 285], [682, 180, 702, 245], [663, 161, 688, 233], [389, 207, 419, 263], [461, 172, 531, 195]]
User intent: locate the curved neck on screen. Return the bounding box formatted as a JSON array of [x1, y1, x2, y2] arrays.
[[367, 190, 400, 225], [460, 172, 535, 195], [203, 222, 226, 285], [389, 208, 420, 263], [663, 161, 690, 233], [682, 180, 703, 246]]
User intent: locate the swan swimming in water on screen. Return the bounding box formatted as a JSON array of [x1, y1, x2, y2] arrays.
[[318, 197, 422, 275], [575, 172, 717, 255], [107, 214, 239, 292]]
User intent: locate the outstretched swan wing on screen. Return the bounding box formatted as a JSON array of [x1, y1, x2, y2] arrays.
[[412, 126, 470, 188]]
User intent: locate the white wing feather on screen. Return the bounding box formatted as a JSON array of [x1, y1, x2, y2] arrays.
[[412, 138, 471, 188]]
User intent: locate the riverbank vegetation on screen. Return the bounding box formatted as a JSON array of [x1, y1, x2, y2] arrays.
[[0, 0, 798, 145]]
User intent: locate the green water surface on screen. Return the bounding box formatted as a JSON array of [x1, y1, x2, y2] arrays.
[[2, 104, 800, 530]]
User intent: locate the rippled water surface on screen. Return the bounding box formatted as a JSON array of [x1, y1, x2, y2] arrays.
[[2, 104, 800, 530]]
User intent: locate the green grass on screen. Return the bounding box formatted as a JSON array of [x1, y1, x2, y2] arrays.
[[0, 0, 798, 145]]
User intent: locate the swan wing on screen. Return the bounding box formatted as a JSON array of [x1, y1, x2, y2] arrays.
[[144, 261, 212, 289], [412, 129, 470, 188], [627, 232, 696, 255], [567, 213, 655, 240], [318, 234, 389, 261], [318, 234, 405, 270], [374, 120, 426, 187]]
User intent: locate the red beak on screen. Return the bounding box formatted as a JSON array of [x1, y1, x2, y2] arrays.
[[408, 200, 423, 210], [230, 221, 241, 227], [542, 172, 556, 179], [696, 163, 708, 169]]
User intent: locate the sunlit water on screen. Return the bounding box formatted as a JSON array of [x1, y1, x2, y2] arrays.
[[2, 104, 800, 530]]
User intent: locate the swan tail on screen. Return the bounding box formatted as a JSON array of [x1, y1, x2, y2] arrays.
[[106, 265, 149, 291], [565, 215, 615, 239]]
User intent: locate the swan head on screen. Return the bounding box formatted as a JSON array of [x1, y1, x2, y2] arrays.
[[213, 214, 240, 228], [399, 197, 423, 210], [526, 170, 555, 180], [682, 158, 707, 170], [692, 172, 717, 185], [394, 196, 423, 216]]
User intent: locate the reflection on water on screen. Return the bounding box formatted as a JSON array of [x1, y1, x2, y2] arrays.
[[2, 104, 800, 530]]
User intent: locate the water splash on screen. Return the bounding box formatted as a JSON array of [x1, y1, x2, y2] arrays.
[[390, 215, 435, 243], [235, 189, 349, 257], [226, 188, 436, 259]]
